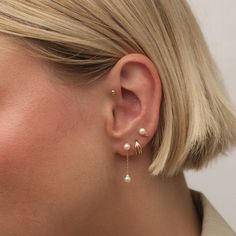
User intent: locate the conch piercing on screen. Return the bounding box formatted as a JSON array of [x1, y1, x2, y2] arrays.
[[123, 143, 131, 183]]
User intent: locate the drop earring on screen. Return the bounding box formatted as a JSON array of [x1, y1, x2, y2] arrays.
[[123, 143, 131, 183]]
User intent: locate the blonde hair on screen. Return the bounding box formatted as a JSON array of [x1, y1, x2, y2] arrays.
[[0, 0, 235, 176]]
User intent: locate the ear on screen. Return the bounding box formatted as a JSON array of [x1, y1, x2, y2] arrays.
[[105, 53, 162, 157]]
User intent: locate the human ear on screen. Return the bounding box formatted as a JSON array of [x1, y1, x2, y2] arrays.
[[105, 53, 162, 157]]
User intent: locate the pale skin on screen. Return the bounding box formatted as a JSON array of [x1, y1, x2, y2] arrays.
[[0, 35, 201, 236]]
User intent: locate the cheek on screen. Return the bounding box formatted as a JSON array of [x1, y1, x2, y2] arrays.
[[0, 70, 110, 233], [0, 84, 106, 200], [0, 98, 67, 171], [0, 84, 87, 202]]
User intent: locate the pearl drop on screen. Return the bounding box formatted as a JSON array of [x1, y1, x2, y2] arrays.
[[139, 128, 147, 136], [124, 143, 131, 151], [124, 174, 131, 183]]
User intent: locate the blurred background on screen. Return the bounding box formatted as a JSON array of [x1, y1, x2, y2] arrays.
[[185, 0, 236, 231]]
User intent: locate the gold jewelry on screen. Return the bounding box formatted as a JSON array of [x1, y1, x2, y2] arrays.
[[123, 143, 131, 183], [111, 89, 116, 96], [135, 140, 142, 156]]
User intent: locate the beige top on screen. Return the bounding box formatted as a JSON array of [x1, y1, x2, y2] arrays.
[[190, 189, 236, 236]]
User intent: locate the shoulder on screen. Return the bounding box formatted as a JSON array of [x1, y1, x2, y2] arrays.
[[190, 189, 236, 236]]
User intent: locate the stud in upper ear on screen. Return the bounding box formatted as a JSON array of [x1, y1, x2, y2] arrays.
[[111, 89, 116, 96]]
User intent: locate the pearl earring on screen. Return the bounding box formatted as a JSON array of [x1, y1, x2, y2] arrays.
[[123, 143, 131, 183], [138, 128, 148, 137]]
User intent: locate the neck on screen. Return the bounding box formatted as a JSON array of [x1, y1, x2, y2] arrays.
[[80, 151, 202, 236]]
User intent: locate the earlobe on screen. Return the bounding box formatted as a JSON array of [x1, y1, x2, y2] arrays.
[[122, 128, 150, 183]]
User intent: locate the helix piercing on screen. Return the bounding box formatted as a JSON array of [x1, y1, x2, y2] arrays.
[[111, 89, 116, 96]]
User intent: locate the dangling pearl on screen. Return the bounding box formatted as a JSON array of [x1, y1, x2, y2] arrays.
[[124, 174, 131, 183], [138, 128, 148, 136], [123, 143, 131, 183]]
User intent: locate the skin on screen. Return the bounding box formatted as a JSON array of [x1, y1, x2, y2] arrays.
[[0, 35, 201, 236]]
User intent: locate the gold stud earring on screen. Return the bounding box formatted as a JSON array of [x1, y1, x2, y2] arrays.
[[123, 143, 131, 183], [111, 89, 116, 96]]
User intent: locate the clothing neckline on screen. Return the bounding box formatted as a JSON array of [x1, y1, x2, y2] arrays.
[[190, 189, 235, 236]]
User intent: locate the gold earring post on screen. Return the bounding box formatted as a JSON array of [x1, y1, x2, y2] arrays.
[[111, 89, 116, 96]]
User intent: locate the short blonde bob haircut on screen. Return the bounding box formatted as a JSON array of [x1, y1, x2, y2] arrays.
[[0, 0, 235, 176]]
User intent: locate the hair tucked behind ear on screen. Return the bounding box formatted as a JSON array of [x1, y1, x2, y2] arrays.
[[0, 0, 235, 176]]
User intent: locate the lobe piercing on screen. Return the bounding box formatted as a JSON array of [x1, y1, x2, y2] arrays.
[[123, 143, 131, 183], [134, 140, 143, 156], [138, 128, 148, 137]]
